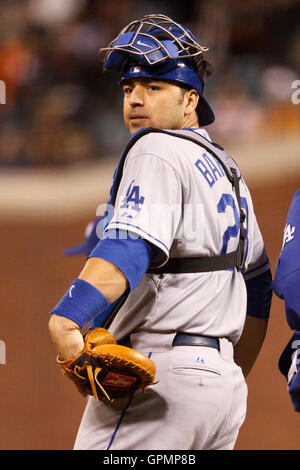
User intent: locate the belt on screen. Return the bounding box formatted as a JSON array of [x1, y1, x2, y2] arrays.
[[119, 333, 220, 351], [172, 332, 220, 351]]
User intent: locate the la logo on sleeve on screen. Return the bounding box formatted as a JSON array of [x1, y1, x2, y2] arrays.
[[121, 180, 145, 213], [282, 223, 296, 249]]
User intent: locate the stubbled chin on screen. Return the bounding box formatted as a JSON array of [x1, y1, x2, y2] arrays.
[[129, 121, 149, 134]]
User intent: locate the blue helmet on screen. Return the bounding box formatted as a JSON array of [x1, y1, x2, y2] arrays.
[[98, 14, 215, 126]]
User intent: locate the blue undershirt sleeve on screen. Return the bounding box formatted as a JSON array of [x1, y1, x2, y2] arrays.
[[245, 268, 273, 319], [88, 229, 157, 291]]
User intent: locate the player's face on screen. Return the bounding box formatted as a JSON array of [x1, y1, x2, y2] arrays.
[[122, 79, 196, 134]]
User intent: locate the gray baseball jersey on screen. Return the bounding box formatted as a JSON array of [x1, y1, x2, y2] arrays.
[[74, 128, 268, 450], [104, 128, 269, 348]]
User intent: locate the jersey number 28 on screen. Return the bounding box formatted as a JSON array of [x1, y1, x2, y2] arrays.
[[217, 193, 249, 260]]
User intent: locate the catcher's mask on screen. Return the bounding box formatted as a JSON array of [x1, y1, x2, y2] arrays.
[[98, 14, 215, 126]]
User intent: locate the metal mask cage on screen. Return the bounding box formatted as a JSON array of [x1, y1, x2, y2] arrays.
[[98, 14, 209, 72]]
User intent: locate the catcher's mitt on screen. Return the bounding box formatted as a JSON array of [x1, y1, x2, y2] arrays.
[[57, 328, 156, 404]]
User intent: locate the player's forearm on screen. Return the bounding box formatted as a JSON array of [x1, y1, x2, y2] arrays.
[[78, 257, 128, 303], [48, 259, 128, 360], [49, 236, 151, 345], [234, 316, 269, 378]]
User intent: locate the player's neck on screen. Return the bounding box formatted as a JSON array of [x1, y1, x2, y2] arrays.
[[181, 112, 200, 130]]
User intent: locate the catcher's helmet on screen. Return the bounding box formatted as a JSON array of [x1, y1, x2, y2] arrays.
[[98, 14, 215, 126]]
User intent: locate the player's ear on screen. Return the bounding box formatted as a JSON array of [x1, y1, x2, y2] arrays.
[[184, 89, 199, 116]]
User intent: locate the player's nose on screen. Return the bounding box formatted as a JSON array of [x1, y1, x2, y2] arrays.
[[128, 85, 144, 107]]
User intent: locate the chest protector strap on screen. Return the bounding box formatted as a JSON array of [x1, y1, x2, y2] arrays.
[[109, 127, 246, 274]]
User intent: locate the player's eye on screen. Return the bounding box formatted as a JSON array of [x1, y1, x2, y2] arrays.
[[123, 86, 132, 95], [148, 84, 160, 91]]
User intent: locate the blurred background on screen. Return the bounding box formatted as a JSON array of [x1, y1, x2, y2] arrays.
[[0, 0, 299, 450], [0, 0, 299, 166]]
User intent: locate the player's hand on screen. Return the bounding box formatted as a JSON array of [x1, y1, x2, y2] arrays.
[[48, 315, 84, 361]]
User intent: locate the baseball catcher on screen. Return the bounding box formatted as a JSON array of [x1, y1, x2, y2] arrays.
[[49, 14, 272, 450]]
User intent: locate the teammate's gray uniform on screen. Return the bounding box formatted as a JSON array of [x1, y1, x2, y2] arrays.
[[74, 128, 269, 450]]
